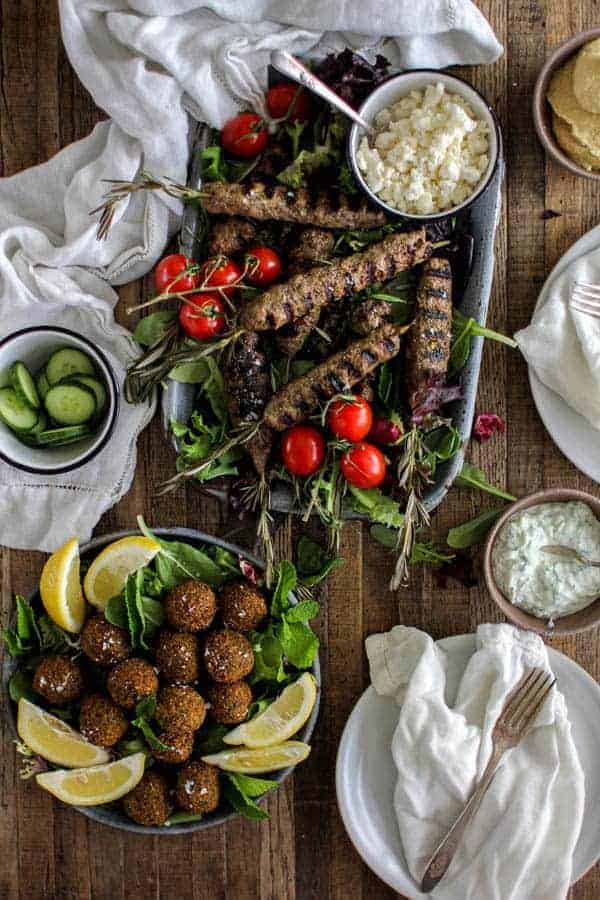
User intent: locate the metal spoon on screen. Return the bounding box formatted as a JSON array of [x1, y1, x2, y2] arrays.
[[269, 50, 375, 137], [541, 545, 600, 567]]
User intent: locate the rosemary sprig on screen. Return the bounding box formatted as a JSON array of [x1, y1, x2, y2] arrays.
[[238, 476, 275, 587], [390, 427, 432, 590]]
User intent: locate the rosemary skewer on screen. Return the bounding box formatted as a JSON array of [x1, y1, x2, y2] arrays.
[[390, 426, 432, 590]]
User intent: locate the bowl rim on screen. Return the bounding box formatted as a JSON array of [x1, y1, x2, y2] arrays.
[[3, 526, 322, 834], [532, 27, 600, 182], [0, 325, 120, 476], [483, 488, 600, 636], [347, 68, 502, 223]]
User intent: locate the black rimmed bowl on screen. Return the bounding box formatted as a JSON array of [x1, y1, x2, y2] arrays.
[[0, 326, 119, 475], [3, 527, 321, 834], [347, 69, 501, 222]]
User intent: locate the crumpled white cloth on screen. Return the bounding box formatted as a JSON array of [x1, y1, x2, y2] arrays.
[[516, 232, 600, 431], [0, 1, 502, 550], [365, 624, 584, 900]]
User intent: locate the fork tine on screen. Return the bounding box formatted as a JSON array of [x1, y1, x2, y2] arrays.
[[499, 669, 539, 722], [512, 678, 555, 734], [508, 671, 553, 728], [504, 669, 548, 726]]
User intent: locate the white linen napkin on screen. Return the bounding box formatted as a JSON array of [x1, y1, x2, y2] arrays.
[[0, 1, 502, 550], [515, 232, 600, 431], [365, 624, 584, 900]]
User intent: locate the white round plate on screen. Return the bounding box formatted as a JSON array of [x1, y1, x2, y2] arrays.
[[528, 225, 600, 483], [336, 634, 600, 896]]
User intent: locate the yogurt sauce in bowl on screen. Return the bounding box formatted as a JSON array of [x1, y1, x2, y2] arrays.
[[491, 500, 600, 621]]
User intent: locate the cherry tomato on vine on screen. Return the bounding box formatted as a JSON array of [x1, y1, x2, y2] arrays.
[[154, 253, 199, 294], [246, 246, 282, 286], [266, 84, 312, 122], [179, 293, 226, 340], [327, 395, 373, 442], [340, 442, 387, 489], [281, 425, 325, 477], [200, 257, 242, 298], [221, 113, 268, 158]]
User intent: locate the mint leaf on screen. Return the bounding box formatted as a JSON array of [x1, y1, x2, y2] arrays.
[[284, 600, 320, 623], [223, 777, 270, 820], [279, 620, 319, 669], [249, 628, 286, 684], [226, 773, 278, 799], [270, 561, 297, 618]]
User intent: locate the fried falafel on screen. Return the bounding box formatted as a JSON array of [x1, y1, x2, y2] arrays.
[[79, 693, 128, 747], [163, 580, 217, 632], [151, 729, 194, 765], [203, 630, 254, 684], [33, 655, 84, 705], [219, 582, 268, 632], [155, 685, 206, 733], [207, 681, 253, 725], [175, 761, 220, 814], [81, 616, 131, 667], [156, 631, 199, 684], [107, 658, 158, 710], [123, 771, 170, 826]]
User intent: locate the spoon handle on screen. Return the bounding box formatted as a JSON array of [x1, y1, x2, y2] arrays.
[[270, 51, 374, 134]]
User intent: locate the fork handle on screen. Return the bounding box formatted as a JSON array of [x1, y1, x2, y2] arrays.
[[421, 749, 503, 892]]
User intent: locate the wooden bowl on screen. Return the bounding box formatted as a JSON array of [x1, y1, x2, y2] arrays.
[[483, 488, 600, 636], [533, 28, 600, 181]]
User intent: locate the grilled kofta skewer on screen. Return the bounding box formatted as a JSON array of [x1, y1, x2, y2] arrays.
[[208, 217, 257, 257], [264, 323, 407, 431], [202, 181, 387, 230], [241, 230, 432, 333], [224, 333, 273, 475], [406, 257, 453, 406]]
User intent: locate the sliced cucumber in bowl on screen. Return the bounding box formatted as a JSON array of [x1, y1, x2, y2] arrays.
[[46, 347, 96, 385], [35, 425, 94, 446], [0, 387, 39, 432], [44, 383, 97, 426], [65, 376, 107, 416], [10, 361, 40, 410]]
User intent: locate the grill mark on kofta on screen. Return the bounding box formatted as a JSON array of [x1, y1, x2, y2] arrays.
[[406, 257, 453, 403]]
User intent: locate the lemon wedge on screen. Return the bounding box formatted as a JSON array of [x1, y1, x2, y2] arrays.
[[17, 698, 110, 768], [224, 672, 317, 748], [83, 536, 160, 610], [201, 740, 311, 773], [39, 538, 86, 634], [36, 753, 146, 806]]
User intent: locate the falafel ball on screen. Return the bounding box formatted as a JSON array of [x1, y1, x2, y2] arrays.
[[107, 658, 158, 710], [207, 681, 253, 725], [156, 630, 199, 684], [155, 685, 206, 733], [81, 616, 131, 667], [219, 582, 268, 633], [164, 580, 217, 633], [79, 693, 128, 748], [123, 771, 170, 826], [33, 655, 84, 705], [151, 729, 194, 764], [203, 630, 254, 684], [175, 761, 220, 814]]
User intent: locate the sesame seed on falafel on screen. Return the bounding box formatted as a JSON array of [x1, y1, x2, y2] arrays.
[[207, 681, 253, 725], [175, 761, 220, 814], [163, 580, 217, 633], [155, 630, 199, 684], [79, 693, 128, 748], [33, 655, 84, 705], [219, 582, 268, 633], [203, 630, 254, 684], [81, 616, 131, 667], [107, 658, 158, 710], [155, 685, 206, 733], [123, 771, 170, 826], [151, 729, 195, 765]]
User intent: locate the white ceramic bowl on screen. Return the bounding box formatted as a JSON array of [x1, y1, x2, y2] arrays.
[[348, 70, 501, 222], [0, 326, 119, 474]]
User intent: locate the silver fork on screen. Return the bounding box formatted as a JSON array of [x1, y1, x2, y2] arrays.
[[421, 667, 555, 893], [570, 280, 600, 318]]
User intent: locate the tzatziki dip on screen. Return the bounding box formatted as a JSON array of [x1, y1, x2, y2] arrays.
[[492, 501, 600, 620]]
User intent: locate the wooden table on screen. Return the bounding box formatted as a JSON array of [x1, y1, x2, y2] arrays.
[[1, 2, 600, 898]]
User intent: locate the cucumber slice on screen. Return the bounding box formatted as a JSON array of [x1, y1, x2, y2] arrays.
[[36, 371, 50, 400], [44, 384, 96, 426], [68, 376, 107, 415], [46, 348, 95, 385], [10, 361, 40, 410], [36, 426, 93, 446], [16, 412, 48, 447], [0, 387, 39, 432]]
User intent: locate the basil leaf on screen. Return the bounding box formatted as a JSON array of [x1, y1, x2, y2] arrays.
[[134, 311, 177, 348], [455, 462, 516, 502], [447, 506, 506, 549]]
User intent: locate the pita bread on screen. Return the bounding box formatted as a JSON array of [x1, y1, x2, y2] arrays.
[[573, 38, 600, 114], [553, 112, 600, 171]]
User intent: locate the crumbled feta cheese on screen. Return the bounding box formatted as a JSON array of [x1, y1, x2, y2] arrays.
[[357, 82, 490, 215]]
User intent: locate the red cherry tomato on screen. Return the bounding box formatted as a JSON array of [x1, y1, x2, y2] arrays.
[[154, 254, 199, 295], [179, 293, 226, 340], [200, 257, 242, 298], [368, 417, 401, 446], [246, 246, 282, 286], [221, 113, 268, 158], [327, 395, 373, 442], [266, 84, 312, 122], [281, 426, 325, 477], [341, 442, 387, 489]]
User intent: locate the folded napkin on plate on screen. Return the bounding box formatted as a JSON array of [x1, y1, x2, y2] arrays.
[[516, 233, 600, 430], [0, 1, 502, 550], [365, 623, 584, 900]]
